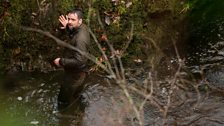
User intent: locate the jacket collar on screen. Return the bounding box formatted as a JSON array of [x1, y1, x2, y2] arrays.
[[67, 24, 82, 38]]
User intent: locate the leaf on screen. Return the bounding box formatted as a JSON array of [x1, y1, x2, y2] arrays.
[[100, 34, 108, 42], [126, 2, 132, 8], [105, 16, 111, 25]]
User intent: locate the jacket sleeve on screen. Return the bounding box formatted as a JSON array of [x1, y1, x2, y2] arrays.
[[59, 32, 90, 68]]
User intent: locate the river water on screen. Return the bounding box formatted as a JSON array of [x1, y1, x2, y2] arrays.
[[0, 71, 114, 126], [0, 70, 146, 126], [1, 67, 224, 126]]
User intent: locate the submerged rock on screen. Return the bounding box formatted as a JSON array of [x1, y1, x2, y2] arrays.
[[205, 66, 224, 90], [2, 64, 29, 90]]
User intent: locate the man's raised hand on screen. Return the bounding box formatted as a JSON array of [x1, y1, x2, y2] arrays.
[[58, 15, 68, 29]]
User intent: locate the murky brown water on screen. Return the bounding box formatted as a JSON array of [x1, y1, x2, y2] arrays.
[[0, 71, 136, 126], [1, 69, 224, 126]]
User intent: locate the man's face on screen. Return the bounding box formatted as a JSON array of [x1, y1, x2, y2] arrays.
[[67, 13, 81, 30]]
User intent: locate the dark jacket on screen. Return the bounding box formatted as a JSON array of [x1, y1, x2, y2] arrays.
[[59, 24, 90, 72]]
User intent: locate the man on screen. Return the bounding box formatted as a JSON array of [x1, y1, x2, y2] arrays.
[[53, 9, 90, 107]]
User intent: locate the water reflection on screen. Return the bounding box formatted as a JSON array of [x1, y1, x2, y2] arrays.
[[57, 96, 86, 126], [0, 71, 109, 126], [2, 68, 224, 126], [0, 71, 85, 126]]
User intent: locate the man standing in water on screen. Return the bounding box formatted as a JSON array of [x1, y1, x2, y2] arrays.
[[53, 9, 90, 108]]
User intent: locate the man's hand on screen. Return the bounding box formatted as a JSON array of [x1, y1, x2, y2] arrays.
[[54, 58, 61, 67], [58, 15, 68, 29]]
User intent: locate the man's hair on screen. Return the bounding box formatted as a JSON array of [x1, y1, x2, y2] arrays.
[[68, 8, 83, 19]]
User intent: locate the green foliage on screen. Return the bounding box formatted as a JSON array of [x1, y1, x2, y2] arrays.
[[0, 0, 188, 71], [58, 0, 74, 13], [93, 0, 112, 10]]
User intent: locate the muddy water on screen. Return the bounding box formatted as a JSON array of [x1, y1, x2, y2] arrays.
[[0, 71, 142, 126], [0, 71, 60, 126], [1, 69, 224, 126]]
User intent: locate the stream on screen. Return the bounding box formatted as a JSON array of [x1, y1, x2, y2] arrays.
[[1, 67, 224, 126]]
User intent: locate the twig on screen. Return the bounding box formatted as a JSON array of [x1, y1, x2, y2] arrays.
[[121, 22, 134, 55], [139, 72, 154, 111], [96, 9, 121, 79]]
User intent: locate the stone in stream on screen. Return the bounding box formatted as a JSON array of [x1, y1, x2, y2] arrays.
[[2, 64, 29, 90], [205, 66, 224, 90]]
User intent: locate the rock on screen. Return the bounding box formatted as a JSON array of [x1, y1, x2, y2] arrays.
[[3, 64, 23, 89], [205, 66, 224, 90]]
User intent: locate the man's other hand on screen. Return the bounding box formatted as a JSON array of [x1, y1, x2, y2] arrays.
[[54, 58, 61, 67]]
